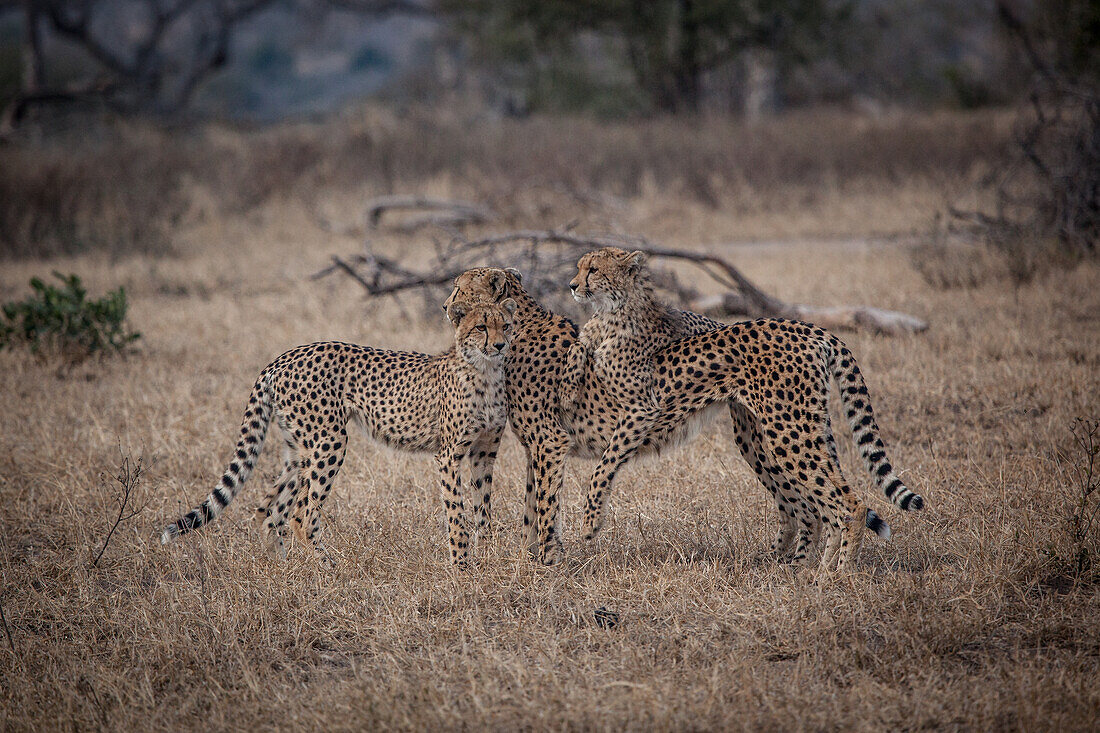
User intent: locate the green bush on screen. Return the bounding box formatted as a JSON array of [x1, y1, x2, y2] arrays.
[[0, 272, 140, 360]]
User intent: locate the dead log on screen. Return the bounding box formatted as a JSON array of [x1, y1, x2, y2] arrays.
[[364, 196, 494, 230], [312, 226, 929, 335], [690, 295, 928, 335]]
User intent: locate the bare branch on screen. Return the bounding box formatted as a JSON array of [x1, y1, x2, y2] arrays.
[[631, 244, 788, 315], [42, 1, 139, 79], [22, 2, 45, 95], [4, 0, 280, 127], [389, 212, 494, 234], [312, 222, 929, 334], [1, 77, 116, 137], [92, 446, 151, 568], [952, 5, 1099, 256], [996, 1, 1057, 87], [322, 0, 436, 15]]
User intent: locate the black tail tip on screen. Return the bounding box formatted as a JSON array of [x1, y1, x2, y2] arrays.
[[865, 509, 891, 540], [900, 493, 925, 511]]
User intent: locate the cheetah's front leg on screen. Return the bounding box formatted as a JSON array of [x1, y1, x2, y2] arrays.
[[436, 438, 476, 566], [530, 435, 570, 565], [581, 408, 657, 540], [467, 426, 504, 540]]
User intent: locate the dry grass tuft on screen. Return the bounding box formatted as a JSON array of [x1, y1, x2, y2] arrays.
[[1, 109, 1098, 729]]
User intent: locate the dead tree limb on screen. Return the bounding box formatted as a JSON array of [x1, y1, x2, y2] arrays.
[[642, 246, 928, 334], [365, 196, 494, 230], [311, 254, 461, 295], [314, 225, 928, 334]]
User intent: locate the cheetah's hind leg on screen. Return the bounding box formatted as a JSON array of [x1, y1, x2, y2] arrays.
[[823, 410, 891, 544], [728, 403, 817, 565], [254, 460, 298, 560], [292, 424, 348, 566], [818, 504, 868, 575], [253, 418, 300, 559]]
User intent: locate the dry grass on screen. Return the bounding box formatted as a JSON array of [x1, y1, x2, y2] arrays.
[[2, 109, 1099, 730], [0, 106, 1011, 259]]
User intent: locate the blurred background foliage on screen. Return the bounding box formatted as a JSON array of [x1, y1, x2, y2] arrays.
[[0, 0, 1087, 123], [0, 0, 1095, 260]]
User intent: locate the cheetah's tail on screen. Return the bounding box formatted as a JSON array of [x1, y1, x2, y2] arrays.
[[827, 336, 924, 512], [865, 509, 891, 539], [160, 374, 275, 544]]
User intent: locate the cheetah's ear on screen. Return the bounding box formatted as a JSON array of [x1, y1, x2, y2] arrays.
[[504, 267, 523, 284], [488, 270, 509, 300], [446, 301, 469, 326], [500, 298, 517, 316], [624, 250, 648, 269]]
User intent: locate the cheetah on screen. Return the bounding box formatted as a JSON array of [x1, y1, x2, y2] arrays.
[[557, 247, 824, 558], [444, 266, 774, 564], [443, 269, 580, 564], [159, 298, 517, 565], [562, 247, 924, 571]]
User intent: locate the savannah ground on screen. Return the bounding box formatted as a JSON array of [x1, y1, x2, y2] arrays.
[[1, 107, 1098, 730]]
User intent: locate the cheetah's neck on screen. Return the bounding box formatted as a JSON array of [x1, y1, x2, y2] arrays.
[[501, 277, 545, 319], [450, 349, 507, 410], [600, 279, 669, 336]]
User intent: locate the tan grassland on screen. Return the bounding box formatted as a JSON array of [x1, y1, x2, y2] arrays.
[[1, 108, 1098, 731]]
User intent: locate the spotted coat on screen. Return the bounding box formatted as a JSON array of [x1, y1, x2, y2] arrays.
[[444, 267, 764, 563], [160, 299, 517, 565], [563, 247, 924, 572]]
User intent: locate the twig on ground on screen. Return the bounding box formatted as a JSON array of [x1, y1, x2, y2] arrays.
[[76, 676, 109, 729], [1065, 418, 1100, 575], [92, 446, 151, 568], [0, 595, 14, 652]]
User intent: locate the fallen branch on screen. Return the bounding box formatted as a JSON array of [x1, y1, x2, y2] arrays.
[[365, 196, 494, 230], [312, 226, 928, 334], [691, 295, 928, 335]]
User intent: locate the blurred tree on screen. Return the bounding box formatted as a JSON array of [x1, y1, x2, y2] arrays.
[[1, 0, 280, 130], [0, 0, 434, 132], [953, 0, 1099, 256], [444, 0, 853, 114], [1016, 0, 1100, 83], [1000, 0, 1099, 252]]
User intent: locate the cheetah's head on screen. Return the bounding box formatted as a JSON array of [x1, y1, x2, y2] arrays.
[[447, 298, 517, 365], [443, 267, 523, 322], [569, 247, 649, 312]]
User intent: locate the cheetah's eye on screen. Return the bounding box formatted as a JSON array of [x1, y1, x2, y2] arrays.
[[475, 325, 487, 332]]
